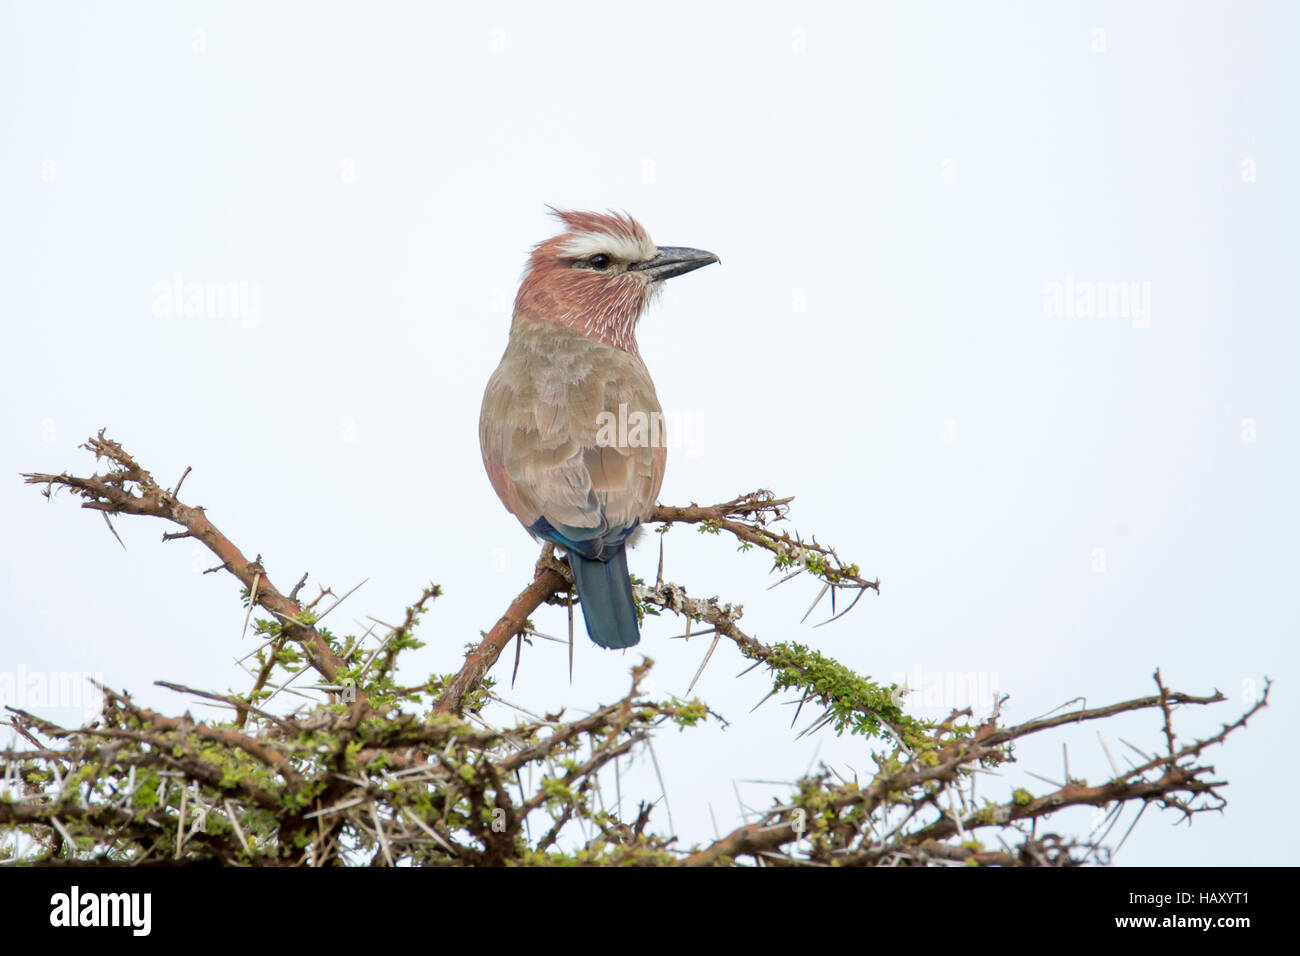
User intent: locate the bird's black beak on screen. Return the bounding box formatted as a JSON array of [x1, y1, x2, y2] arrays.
[[629, 246, 720, 281]]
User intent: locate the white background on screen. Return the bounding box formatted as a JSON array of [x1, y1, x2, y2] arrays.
[[2, 1, 1296, 865]]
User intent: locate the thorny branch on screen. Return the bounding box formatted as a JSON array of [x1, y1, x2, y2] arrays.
[[23, 431, 353, 698], [435, 489, 874, 716], [4, 433, 1266, 866]]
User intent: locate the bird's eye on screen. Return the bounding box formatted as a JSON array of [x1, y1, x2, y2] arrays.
[[589, 254, 611, 270]]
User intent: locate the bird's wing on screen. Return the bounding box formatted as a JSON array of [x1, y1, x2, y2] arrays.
[[480, 322, 665, 553]]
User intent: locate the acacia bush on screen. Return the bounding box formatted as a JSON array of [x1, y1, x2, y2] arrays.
[[1, 432, 1265, 866]]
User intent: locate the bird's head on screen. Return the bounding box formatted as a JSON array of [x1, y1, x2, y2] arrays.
[[513, 208, 718, 354]]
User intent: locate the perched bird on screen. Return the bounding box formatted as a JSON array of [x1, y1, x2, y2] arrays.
[[480, 209, 718, 648]]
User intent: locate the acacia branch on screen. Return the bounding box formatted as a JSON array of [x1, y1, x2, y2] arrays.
[[433, 562, 570, 715], [685, 676, 1267, 866], [16, 438, 1263, 867], [653, 490, 878, 593], [23, 431, 352, 696], [435, 490, 870, 716]]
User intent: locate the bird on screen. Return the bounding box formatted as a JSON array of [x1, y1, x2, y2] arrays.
[[480, 209, 718, 649]]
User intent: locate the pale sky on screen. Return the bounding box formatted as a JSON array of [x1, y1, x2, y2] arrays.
[[2, 1, 1296, 865]]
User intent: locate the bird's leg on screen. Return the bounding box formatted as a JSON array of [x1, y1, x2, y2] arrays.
[[535, 543, 574, 587]]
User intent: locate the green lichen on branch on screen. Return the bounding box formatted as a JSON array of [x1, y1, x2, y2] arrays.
[[757, 640, 919, 740]]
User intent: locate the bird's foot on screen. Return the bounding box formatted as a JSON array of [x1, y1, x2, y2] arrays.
[[536, 543, 574, 586]]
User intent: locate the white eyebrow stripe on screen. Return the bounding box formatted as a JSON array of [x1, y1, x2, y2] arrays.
[[559, 230, 657, 263]]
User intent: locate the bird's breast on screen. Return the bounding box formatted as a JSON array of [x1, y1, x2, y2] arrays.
[[479, 318, 667, 534]]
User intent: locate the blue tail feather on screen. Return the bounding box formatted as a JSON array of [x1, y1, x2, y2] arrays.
[[568, 547, 641, 649]]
